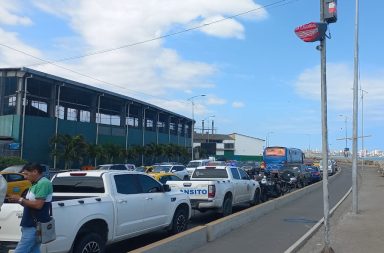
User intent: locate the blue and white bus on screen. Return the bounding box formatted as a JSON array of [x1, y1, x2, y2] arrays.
[[262, 146, 304, 173]]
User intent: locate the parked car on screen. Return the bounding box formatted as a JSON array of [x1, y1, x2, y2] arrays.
[[319, 160, 335, 175], [2, 164, 51, 179], [306, 166, 322, 183], [285, 165, 311, 188], [148, 172, 182, 184], [186, 159, 211, 177], [96, 163, 136, 171], [152, 164, 189, 180], [134, 166, 153, 173], [0, 172, 31, 198], [240, 165, 261, 178]]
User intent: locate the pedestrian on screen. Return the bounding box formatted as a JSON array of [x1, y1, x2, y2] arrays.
[[8, 163, 53, 253]]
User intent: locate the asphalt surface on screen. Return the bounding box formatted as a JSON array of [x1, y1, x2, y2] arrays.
[[189, 167, 352, 253], [297, 165, 384, 253]]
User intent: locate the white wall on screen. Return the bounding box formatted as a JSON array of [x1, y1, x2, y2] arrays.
[[231, 134, 264, 156]]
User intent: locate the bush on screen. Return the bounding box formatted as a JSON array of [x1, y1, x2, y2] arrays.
[[0, 156, 27, 170]]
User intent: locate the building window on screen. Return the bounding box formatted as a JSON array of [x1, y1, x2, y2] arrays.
[[31, 100, 48, 113], [80, 110, 90, 122], [67, 108, 77, 121], [224, 143, 234, 149], [8, 96, 16, 107], [55, 105, 64, 119]]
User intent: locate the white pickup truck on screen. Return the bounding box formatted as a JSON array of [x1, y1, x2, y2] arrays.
[[0, 170, 191, 253], [167, 165, 261, 216]]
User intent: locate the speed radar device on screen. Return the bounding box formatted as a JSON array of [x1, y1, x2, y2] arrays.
[[294, 22, 328, 42]]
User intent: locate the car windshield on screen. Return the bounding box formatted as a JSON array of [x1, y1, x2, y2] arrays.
[[187, 162, 201, 168], [135, 166, 146, 172], [152, 165, 172, 173], [192, 168, 228, 178], [95, 165, 109, 170]]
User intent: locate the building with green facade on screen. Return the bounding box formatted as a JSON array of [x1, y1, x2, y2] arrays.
[[0, 67, 192, 168]]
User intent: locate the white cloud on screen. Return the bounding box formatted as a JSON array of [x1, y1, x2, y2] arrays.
[[0, 0, 267, 105], [232, 101, 245, 108], [0, 0, 32, 26], [198, 16, 245, 39], [206, 95, 227, 105], [295, 63, 384, 121], [0, 28, 42, 67]]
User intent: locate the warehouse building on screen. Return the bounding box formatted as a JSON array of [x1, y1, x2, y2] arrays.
[[0, 67, 192, 167], [194, 132, 264, 161]]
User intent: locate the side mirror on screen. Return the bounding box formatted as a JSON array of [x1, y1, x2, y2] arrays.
[[163, 184, 171, 192]]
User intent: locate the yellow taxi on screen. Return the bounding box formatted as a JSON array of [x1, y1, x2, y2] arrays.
[[148, 172, 182, 184], [0, 172, 31, 197]]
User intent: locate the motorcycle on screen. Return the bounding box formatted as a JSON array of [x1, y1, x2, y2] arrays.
[[257, 171, 283, 201]]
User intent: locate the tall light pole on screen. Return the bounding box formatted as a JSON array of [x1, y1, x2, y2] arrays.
[[187, 94, 205, 160], [339, 114, 348, 156], [266, 131, 274, 147], [20, 75, 33, 160], [351, 0, 360, 215], [360, 89, 367, 169], [204, 115, 215, 142]]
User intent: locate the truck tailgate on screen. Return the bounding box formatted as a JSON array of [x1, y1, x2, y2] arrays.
[[0, 203, 23, 241], [167, 181, 210, 200]]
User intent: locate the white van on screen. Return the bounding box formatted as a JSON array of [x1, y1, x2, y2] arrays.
[[186, 159, 211, 176]]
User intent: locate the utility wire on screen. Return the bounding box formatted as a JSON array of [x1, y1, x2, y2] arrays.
[[0, 0, 301, 103], [25, 0, 298, 67]]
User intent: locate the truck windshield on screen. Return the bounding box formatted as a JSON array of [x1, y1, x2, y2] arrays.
[[53, 176, 105, 193], [192, 169, 228, 178]]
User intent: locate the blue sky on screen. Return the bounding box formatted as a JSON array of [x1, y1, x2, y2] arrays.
[[0, 0, 383, 152]]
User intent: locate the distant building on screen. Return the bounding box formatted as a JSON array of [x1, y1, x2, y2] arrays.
[[193, 132, 264, 161], [0, 67, 192, 167]]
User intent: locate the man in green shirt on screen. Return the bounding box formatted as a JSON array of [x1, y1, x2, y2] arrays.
[[9, 163, 53, 253]]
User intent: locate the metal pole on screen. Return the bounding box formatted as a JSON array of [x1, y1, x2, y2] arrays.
[[125, 102, 131, 153], [360, 89, 367, 170], [320, 2, 331, 251], [187, 94, 205, 160], [142, 107, 147, 166], [191, 100, 195, 160], [156, 111, 160, 145], [352, 0, 359, 215], [54, 84, 63, 169], [95, 94, 103, 166], [345, 116, 348, 154], [20, 75, 32, 160]]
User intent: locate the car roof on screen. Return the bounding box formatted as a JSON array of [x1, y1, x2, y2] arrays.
[[53, 170, 146, 178]]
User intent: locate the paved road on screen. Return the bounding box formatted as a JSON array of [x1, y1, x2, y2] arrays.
[[106, 167, 351, 252], [190, 167, 352, 253]]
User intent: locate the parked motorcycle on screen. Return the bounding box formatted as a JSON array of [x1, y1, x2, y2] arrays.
[[258, 171, 283, 201]]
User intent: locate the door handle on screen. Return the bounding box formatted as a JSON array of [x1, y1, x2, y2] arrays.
[[145, 197, 153, 200], [118, 199, 127, 203]]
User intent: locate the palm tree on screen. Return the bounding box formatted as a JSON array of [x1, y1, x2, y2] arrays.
[[51, 134, 87, 170]]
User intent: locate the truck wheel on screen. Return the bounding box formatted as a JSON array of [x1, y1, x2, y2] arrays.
[[222, 197, 233, 217], [169, 207, 188, 235], [250, 189, 260, 206], [73, 232, 105, 253]]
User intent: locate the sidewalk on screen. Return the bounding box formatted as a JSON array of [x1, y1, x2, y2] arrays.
[[297, 167, 384, 253]]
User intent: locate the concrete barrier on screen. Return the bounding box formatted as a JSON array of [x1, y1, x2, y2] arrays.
[[133, 172, 341, 253]]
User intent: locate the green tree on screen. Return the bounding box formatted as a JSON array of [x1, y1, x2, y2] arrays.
[[0, 156, 27, 170], [51, 134, 88, 170]]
